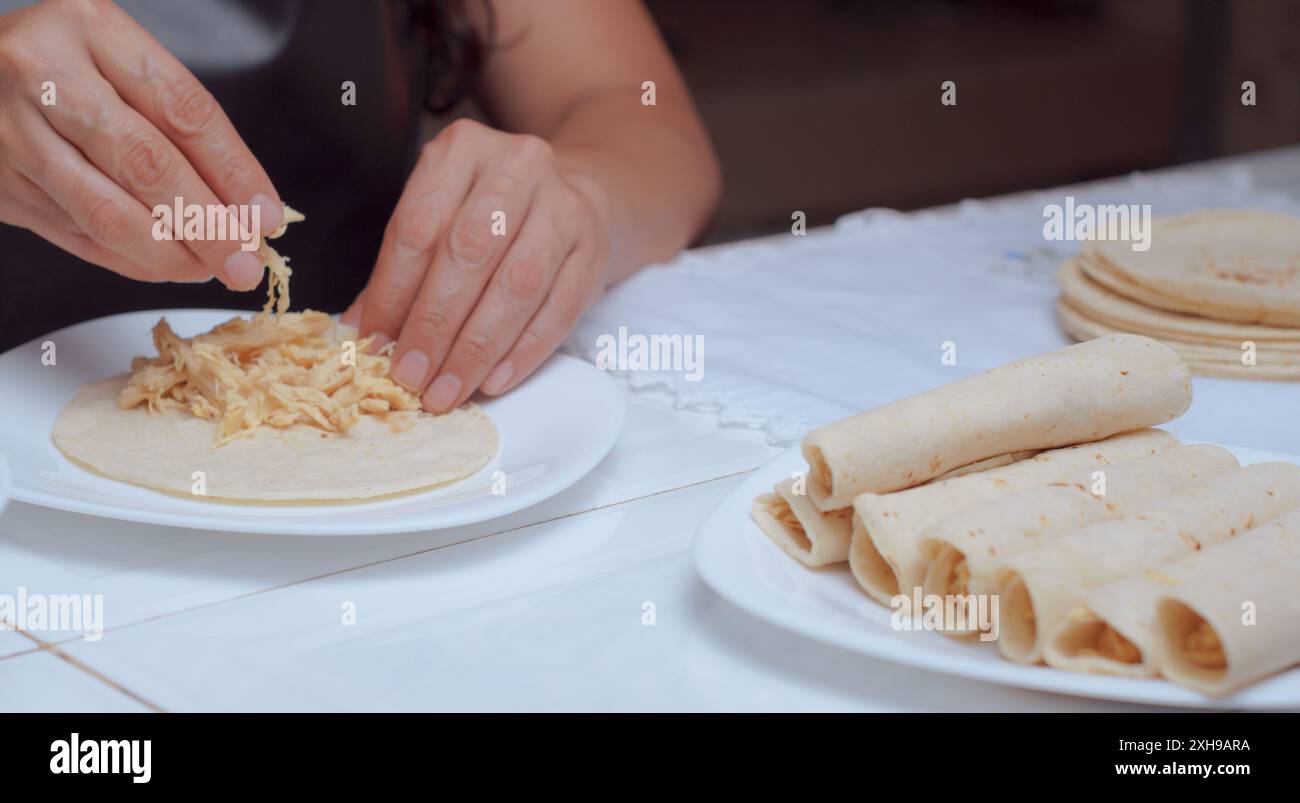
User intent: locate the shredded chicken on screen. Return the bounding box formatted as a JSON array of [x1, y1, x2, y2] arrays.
[[117, 206, 421, 444], [1089, 624, 1142, 664], [1184, 620, 1228, 669], [258, 204, 305, 316], [773, 501, 803, 533]]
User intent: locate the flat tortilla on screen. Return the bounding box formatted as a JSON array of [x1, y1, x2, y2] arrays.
[[1057, 300, 1300, 381], [53, 375, 498, 502], [1060, 259, 1300, 347], [1081, 210, 1300, 327]]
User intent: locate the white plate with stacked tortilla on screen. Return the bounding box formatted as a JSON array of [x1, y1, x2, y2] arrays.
[[0, 207, 624, 535], [694, 334, 1300, 708]]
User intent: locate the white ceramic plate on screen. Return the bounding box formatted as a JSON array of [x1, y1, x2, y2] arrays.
[[693, 439, 1300, 709], [0, 310, 625, 535]]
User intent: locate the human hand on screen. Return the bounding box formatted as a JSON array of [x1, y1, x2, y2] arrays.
[[345, 118, 611, 412], [0, 0, 283, 288]]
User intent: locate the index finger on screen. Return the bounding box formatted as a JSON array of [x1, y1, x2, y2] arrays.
[[358, 138, 477, 349], [80, 1, 283, 233]]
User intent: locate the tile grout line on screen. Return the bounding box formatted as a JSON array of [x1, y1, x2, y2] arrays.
[[3, 617, 164, 710], [47, 467, 759, 646], [27, 467, 760, 707], [0, 617, 44, 661], [41, 641, 167, 712], [3, 616, 45, 649], [355, 454, 770, 545], [0, 646, 42, 661], [10, 463, 765, 708]]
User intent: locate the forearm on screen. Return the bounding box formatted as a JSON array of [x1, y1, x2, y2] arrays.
[[549, 88, 721, 286]]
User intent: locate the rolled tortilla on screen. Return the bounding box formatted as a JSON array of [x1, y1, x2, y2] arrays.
[[918, 444, 1238, 622], [756, 450, 1039, 568], [998, 462, 1300, 665], [848, 428, 1178, 605], [802, 334, 1191, 511], [932, 450, 1040, 481], [1154, 508, 1300, 695], [752, 479, 854, 567], [1049, 505, 1300, 682]]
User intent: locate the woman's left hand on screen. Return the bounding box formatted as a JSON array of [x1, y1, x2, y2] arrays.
[[343, 118, 611, 413]]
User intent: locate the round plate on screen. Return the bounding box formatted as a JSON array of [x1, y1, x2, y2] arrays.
[[693, 440, 1300, 709], [0, 309, 625, 535]]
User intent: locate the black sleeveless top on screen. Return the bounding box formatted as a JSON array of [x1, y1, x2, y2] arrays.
[[0, 0, 426, 352]]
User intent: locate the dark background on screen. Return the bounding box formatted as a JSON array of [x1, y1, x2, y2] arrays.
[[5, 0, 1298, 350], [637, 0, 1300, 242]]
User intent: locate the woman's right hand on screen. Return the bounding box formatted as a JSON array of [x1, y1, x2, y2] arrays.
[[0, 0, 282, 288]]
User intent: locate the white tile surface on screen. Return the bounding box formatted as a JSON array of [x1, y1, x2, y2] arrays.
[[62, 479, 1164, 712], [0, 650, 150, 712], [59, 479, 738, 711], [0, 393, 775, 641]]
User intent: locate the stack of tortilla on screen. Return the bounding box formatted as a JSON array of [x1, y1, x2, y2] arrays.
[[1057, 210, 1300, 380], [752, 333, 1300, 696]]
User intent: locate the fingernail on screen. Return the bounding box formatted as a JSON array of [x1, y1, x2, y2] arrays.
[[224, 250, 263, 290], [340, 304, 361, 328], [424, 373, 462, 412], [251, 192, 282, 234], [394, 349, 429, 391], [482, 360, 514, 394], [367, 331, 391, 352]]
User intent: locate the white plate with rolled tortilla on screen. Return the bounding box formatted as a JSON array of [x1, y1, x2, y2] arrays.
[[695, 334, 1300, 708], [0, 310, 625, 536], [694, 439, 1300, 709]]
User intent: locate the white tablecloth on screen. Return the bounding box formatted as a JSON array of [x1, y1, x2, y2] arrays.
[[567, 165, 1300, 454]]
